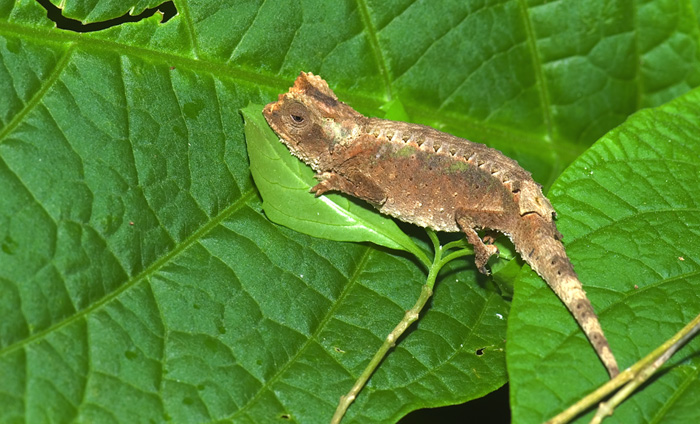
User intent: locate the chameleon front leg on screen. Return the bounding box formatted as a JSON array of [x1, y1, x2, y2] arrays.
[[456, 214, 499, 274], [312, 171, 387, 205]]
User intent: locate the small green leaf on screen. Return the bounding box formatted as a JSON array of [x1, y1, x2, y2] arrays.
[[242, 103, 430, 265]]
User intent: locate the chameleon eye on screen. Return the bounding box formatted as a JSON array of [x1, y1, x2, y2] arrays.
[[284, 101, 310, 130]]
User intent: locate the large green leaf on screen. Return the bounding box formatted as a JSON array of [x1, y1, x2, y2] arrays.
[[1, 0, 700, 423], [509, 87, 700, 423]]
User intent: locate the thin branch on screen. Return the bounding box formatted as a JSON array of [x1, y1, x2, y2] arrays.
[[590, 313, 700, 423], [330, 284, 434, 424], [331, 230, 469, 423], [547, 312, 700, 424]]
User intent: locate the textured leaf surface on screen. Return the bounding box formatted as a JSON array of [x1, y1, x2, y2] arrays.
[[1, 0, 700, 423], [508, 87, 700, 423]]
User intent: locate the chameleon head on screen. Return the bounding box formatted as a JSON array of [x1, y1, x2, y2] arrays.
[[263, 72, 362, 171]]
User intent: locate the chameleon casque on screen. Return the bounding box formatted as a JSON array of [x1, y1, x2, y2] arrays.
[[263, 72, 619, 378]]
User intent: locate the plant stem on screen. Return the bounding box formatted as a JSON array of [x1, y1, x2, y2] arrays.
[[590, 312, 700, 424], [330, 283, 434, 424], [546, 312, 700, 424], [331, 230, 469, 424]]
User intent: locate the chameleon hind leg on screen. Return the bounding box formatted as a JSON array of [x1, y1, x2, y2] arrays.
[[456, 214, 499, 275]]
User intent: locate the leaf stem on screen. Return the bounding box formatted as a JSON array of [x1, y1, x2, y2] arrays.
[[442, 238, 470, 252], [330, 230, 472, 423], [439, 249, 473, 269], [546, 312, 700, 424], [427, 229, 442, 255], [409, 242, 433, 269]]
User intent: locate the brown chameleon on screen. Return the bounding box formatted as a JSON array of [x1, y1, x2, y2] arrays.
[[263, 72, 619, 378]]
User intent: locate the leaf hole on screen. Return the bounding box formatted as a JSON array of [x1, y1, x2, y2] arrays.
[[36, 0, 177, 32]]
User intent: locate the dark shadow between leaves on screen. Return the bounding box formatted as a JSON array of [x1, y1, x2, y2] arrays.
[[399, 383, 510, 423], [36, 0, 177, 32]]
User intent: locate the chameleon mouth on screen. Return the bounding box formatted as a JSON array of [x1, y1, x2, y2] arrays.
[[262, 102, 276, 116], [262, 101, 282, 126]]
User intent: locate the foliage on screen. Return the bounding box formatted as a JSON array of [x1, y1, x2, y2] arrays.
[[1, 1, 699, 423]]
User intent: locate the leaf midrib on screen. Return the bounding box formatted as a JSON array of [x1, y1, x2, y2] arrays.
[[0, 18, 581, 163]]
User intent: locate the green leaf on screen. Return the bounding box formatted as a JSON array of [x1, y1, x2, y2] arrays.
[[508, 86, 700, 423], [2, 1, 700, 423], [242, 103, 430, 266]]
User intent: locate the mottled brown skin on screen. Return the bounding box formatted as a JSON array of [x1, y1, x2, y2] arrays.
[[264, 72, 619, 378]]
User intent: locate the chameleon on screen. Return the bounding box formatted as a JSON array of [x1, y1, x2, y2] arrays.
[[263, 72, 619, 378]]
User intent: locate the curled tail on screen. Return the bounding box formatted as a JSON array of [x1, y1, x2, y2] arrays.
[[512, 214, 619, 378]]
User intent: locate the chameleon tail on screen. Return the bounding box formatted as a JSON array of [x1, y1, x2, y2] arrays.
[[512, 214, 620, 378], [553, 274, 619, 378]]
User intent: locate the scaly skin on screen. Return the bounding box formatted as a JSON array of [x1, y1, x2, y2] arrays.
[[263, 72, 619, 378]]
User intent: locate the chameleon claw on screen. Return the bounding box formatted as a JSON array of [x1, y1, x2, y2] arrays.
[[310, 183, 327, 196]]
